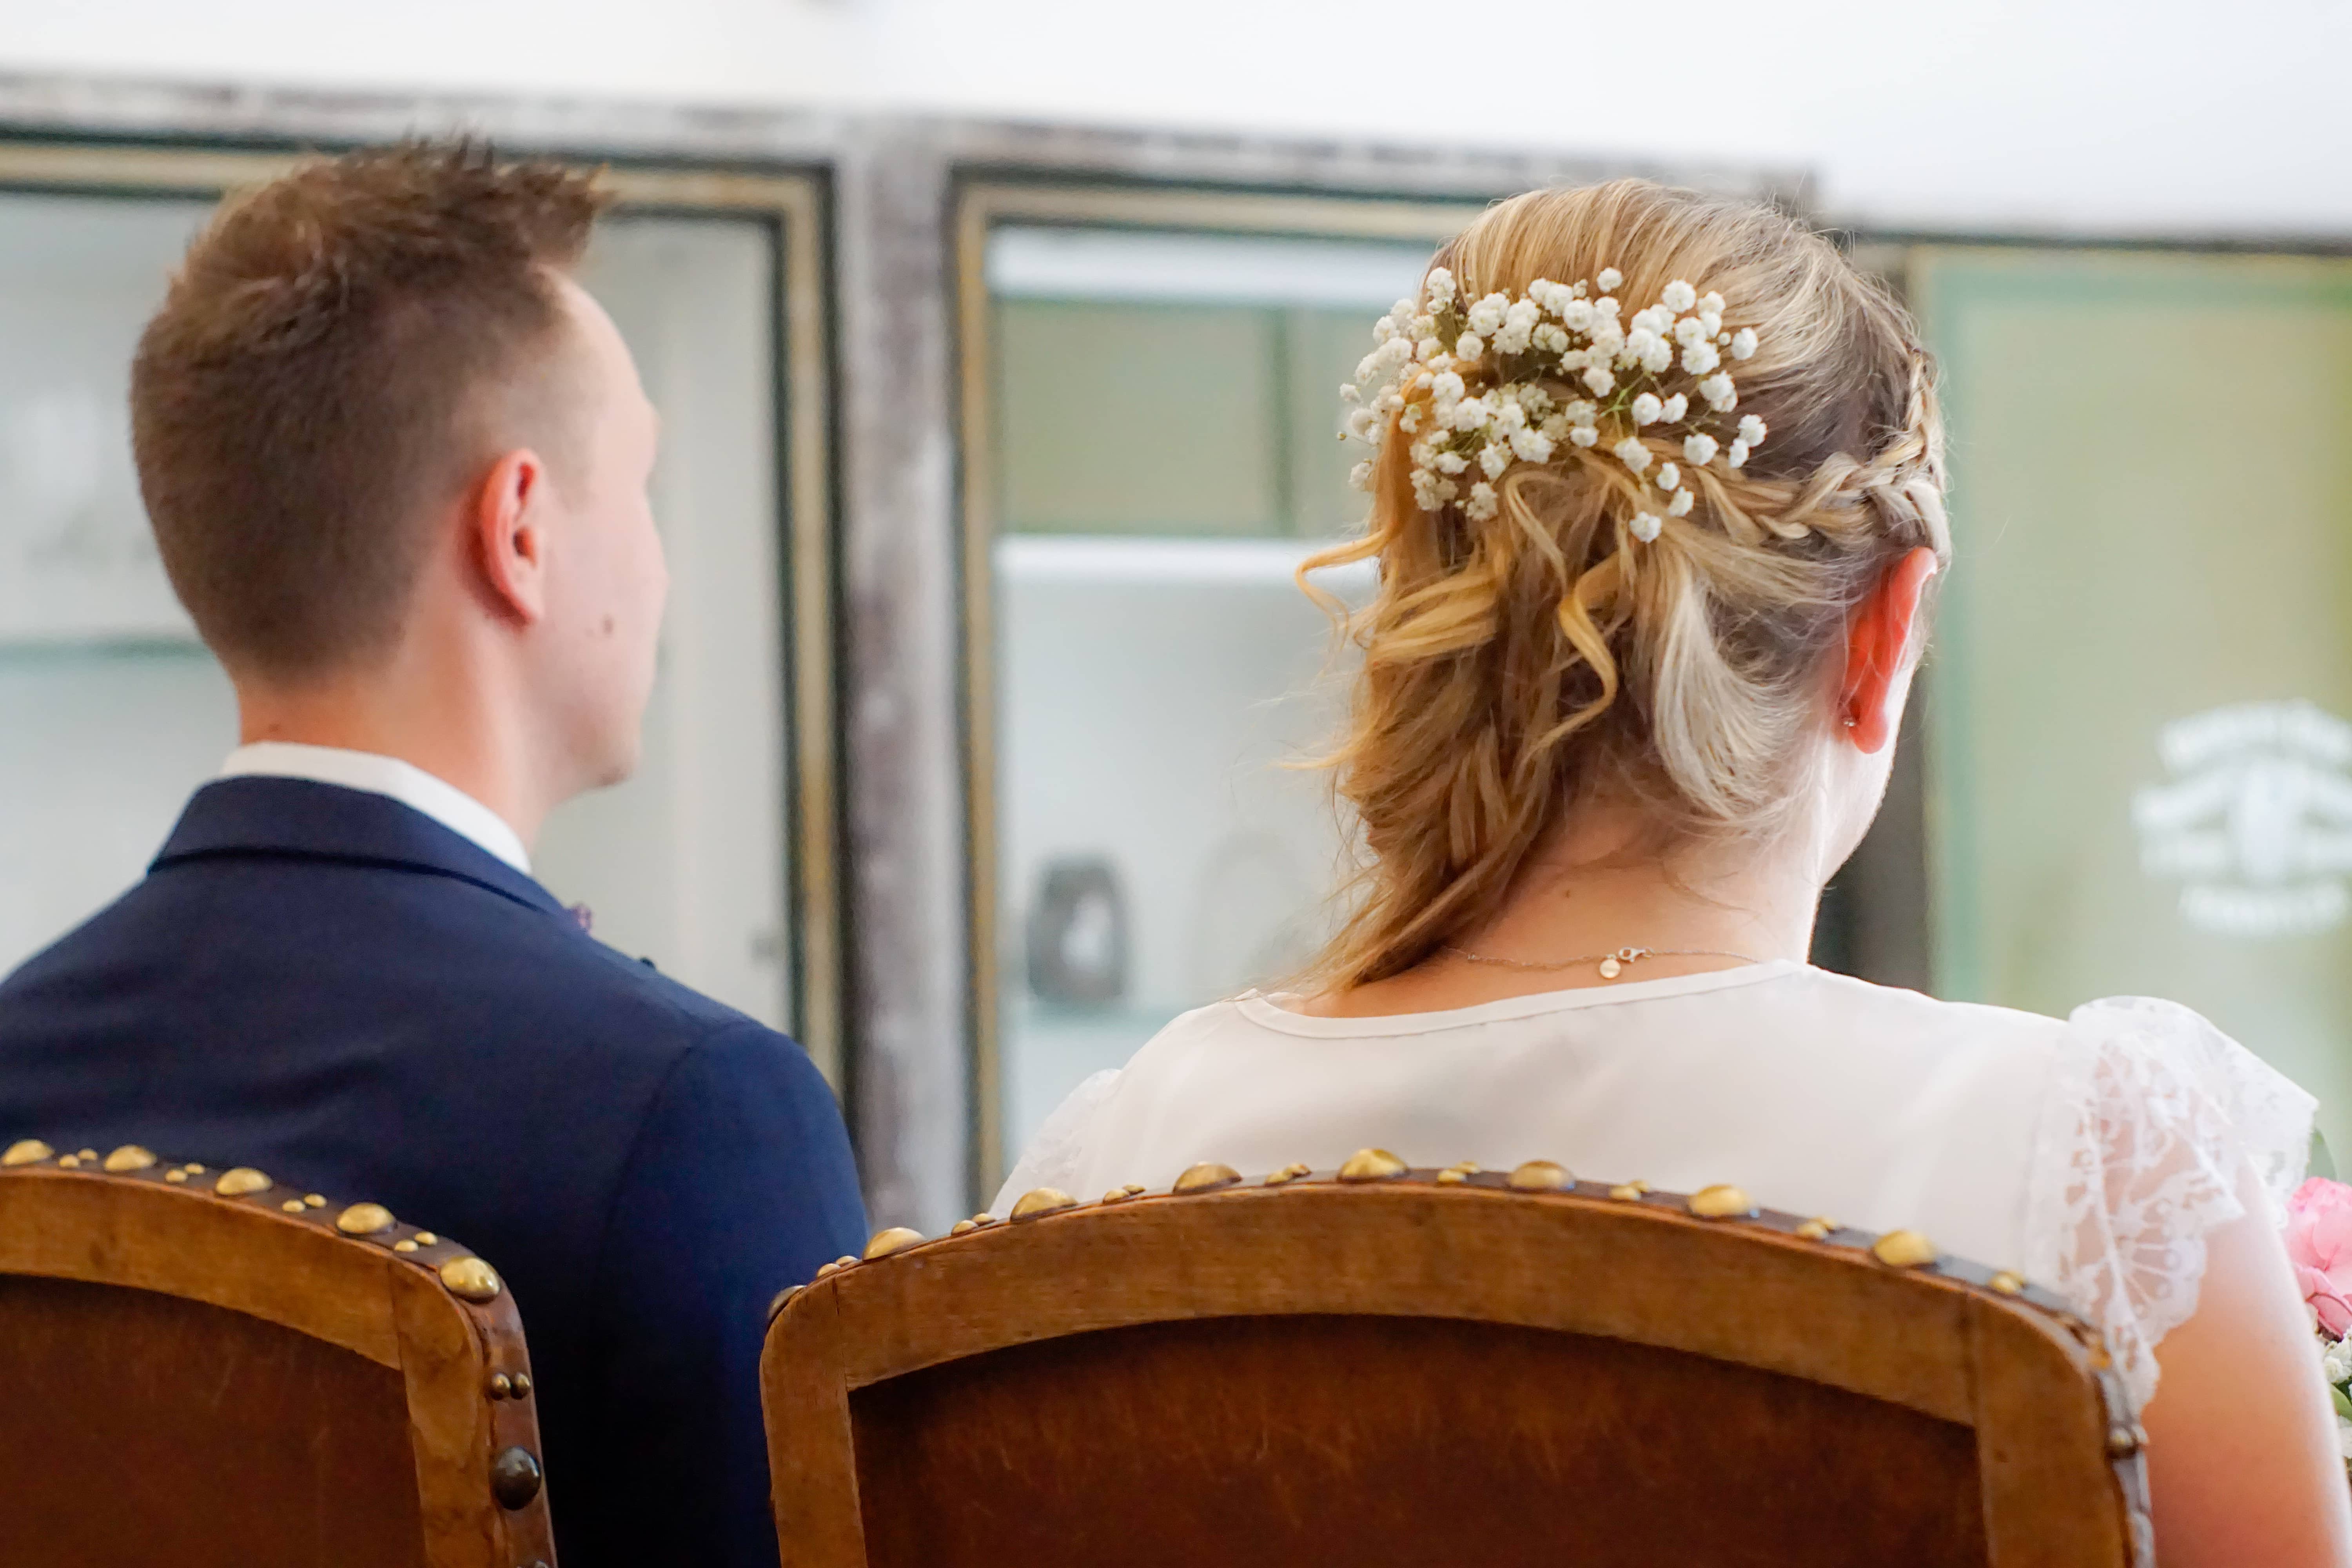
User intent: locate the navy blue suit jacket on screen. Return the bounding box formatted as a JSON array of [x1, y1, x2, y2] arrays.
[[0, 777, 867, 1567]]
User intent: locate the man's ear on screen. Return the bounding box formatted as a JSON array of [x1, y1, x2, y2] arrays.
[[470, 448, 550, 626], [1839, 546, 1939, 754]]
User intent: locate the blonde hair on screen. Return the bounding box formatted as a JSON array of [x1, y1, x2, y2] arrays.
[[1301, 179, 1949, 990]]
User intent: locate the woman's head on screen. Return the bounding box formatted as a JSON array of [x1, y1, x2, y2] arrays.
[[1305, 178, 1948, 988]]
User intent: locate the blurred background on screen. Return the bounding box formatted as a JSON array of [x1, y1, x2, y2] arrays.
[[1, 0, 2348, 1229]]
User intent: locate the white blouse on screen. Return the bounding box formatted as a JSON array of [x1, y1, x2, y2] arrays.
[[996, 961, 2315, 1412]]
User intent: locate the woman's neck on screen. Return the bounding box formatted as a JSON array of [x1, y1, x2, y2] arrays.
[[1302, 804, 1824, 1019]]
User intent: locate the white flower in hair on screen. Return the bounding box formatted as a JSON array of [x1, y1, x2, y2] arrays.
[[1629, 510, 1663, 542], [1597, 267, 1624, 291], [1682, 340, 1722, 376], [1630, 392, 1664, 426], [1730, 327, 1759, 361], [1639, 333, 1675, 374], [1594, 296, 1622, 318], [1561, 299, 1595, 331], [1466, 481, 1500, 521], [1373, 315, 1396, 343], [1450, 396, 1491, 432], [1349, 461, 1374, 492], [1435, 450, 1469, 475], [1674, 316, 1710, 348], [1699, 373, 1738, 412], [1456, 332, 1486, 361], [1700, 291, 1725, 316], [1613, 436, 1653, 474], [1656, 462, 1681, 491], [1339, 383, 1361, 403], [1426, 267, 1457, 306], [1479, 443, 1511, 479], [1581, 363, 1616, 397], [1662, 393, 1688, 422], [1684, 432, 1719, 466], [1416, 336, 1443, 363], [1662, 279, 1697, 312], [1346, 407, 1382, 443], [1630, 305, 1672, 336], [1738, 414, 1768, 447], [1431, 370, 1466, 404], [1468, 293, 1509, 336], [1568, 425, 1600, 448], [1667, 487, 1694, 517], [1726, 439, 1750, 468], [1511, 426, 1555, 463], [1564, 399, 1598, 427]]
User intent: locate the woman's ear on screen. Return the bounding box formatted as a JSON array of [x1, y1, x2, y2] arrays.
[[1839, 546, 1939, 753], [469, 448, 550, 626]]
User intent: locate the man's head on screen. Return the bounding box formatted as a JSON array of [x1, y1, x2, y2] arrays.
[[131, 140, 667, 808]]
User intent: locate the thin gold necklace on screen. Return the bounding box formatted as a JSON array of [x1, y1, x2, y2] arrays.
[[1442, 943, 1762, 980]]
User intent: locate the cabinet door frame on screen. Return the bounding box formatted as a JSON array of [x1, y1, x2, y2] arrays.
[[0, 138, 846, 1082], [952, 179, 1490, 1197]]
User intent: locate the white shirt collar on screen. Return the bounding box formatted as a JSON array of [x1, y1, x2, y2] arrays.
[[218, 742, 532, 874]]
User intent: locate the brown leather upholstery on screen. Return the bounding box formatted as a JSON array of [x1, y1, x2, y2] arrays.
[[765, 1162, 2147, 1567], [0, 1144, 557, 1568]]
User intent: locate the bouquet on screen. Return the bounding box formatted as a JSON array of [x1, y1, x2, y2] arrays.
[[2286, 1176, 2352, 1476]]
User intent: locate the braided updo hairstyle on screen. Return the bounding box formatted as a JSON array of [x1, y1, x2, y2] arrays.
[[1301, 178, 1949, 991]]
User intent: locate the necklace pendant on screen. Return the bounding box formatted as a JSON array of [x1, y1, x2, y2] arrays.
[[1598, 955, 1622, 979]]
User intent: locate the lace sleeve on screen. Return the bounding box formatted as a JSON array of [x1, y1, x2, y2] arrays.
[[990, 1068, 1123, 1217], [2022, 996, 2316, 1411]]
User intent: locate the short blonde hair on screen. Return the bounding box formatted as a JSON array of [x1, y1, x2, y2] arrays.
[[1303, 179, 1948, 990]]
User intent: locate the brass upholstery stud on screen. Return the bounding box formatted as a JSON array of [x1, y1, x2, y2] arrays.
[[1608, 1181, 1650, 1201], [393, 1239, 419, 1254], [862, 1227, 925, 1260], [1688, 1184, 1757, 1220], [510, 1373, 530, 1399], [1173, 1162, 1242, 1194], [488, 1373, 513, 1400], [1507, 1160, 1571, 1192], [414, 1232, 438, 1246], [302, 1194, 325, 1208], [1989, 1270, 2025, 1296], [2, 1139, 53, 1167], [102, 1145, 157, 1174], [2106, 1424, 2147, 1457], [1011, 1187, 1078, 1220], [1871, 1230, 1938, 1270], [1794, 1217, 1838, 1241], [1435, 1169, 1467, 1184], [1123, 1181, 1148, 1194], [214, 1167, 271, 1198], [183, 1163, 205, 1175], [439, 1257, 504, 1303], [488, 1446, 544, 1510], [1100, 1188, 1131, 1203], [1263, 1169, 1299, 1186], [56, 1155, 80, 1169], [281, 1199, 306, 1213], [77, 1149, 96, 1162], [1337, 1148, 1407, 1183], [164, 1170, 189, 1184], [949, 1219, 979, 1235], [336, 1203, 396, 1237]]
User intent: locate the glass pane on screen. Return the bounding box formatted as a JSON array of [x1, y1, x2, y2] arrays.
[[0, 187, 800, 1038], [987, 224, 1428, 1161], [1916, 248, 2352, 1150]]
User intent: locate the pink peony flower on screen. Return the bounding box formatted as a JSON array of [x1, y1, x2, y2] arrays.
[[2285, 1178, 2352, 1337]]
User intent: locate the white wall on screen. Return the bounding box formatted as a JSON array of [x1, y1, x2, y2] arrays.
[[5, 0, 2347, 236]]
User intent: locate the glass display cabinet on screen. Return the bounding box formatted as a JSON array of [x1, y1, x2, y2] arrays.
[[1888, 243, 2352, 1153], [0, 142, 843, 1078], [955, 183, 1483, 1192]]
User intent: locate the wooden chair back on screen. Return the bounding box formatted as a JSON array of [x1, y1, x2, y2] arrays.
[[764, 1156, 2147, 1567], [0, 1138, 557, 1568]]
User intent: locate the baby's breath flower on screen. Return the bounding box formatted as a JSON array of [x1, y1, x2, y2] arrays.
[[1684, 432, 1719, 466], [1674, 316, 1710, 347], [1661, 279, 1698, 312], [1430, 370, 1466, 404], [1561, 299, 1595, 331], [1467, 293, 1509, 336], [1613, 436, 1653, 475], [1730, 327, 1759, 361], [1539, 412, 1570, 441], [1568, 425, 1601, 448], [1594, 296, 1622, 319], [1630, 392, 1664, 426], [1348, 461, 1374, 492], [1639, 334, 1675, 374], [1510, 427, 1554, 463], [1700, 291, 1725, 316], [1479, 443, 1511, 479], [1726, 438, 1750, 468], [1455, 332, 1486, 361], [1399, 406, 1422, 433], [1699, 373, 1738, 412], [1339, 382, 1361, 403], [1697, 311, 1722, 339], [1631, 305, 1673, 336], [1629, 510, 1663, 542], [1534, 323, 1570, 355], [1738, 413, 1768, 447], [1597, 267, 1624, 291], [1373, 315, 1396, 343], [1581, 363, 1616, 397], [1426, 267, 1457, 306], [1656, 462, 1681, 490], [1682, 340, 1722, 376], [1667, 486, 1695, 517], [1466, 481, 1500, 521], [1661, 393, 1688, 422], [1345, 407, 1382, 443], [1416, 336, 1443, 363], [1435, 450, 1469, 475]]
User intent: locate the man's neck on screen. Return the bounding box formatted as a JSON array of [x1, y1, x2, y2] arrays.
[[235, 673, 552, 850]]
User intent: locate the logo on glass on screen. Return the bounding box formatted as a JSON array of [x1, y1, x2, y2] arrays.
[[2133, 700, 2352, 938]]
